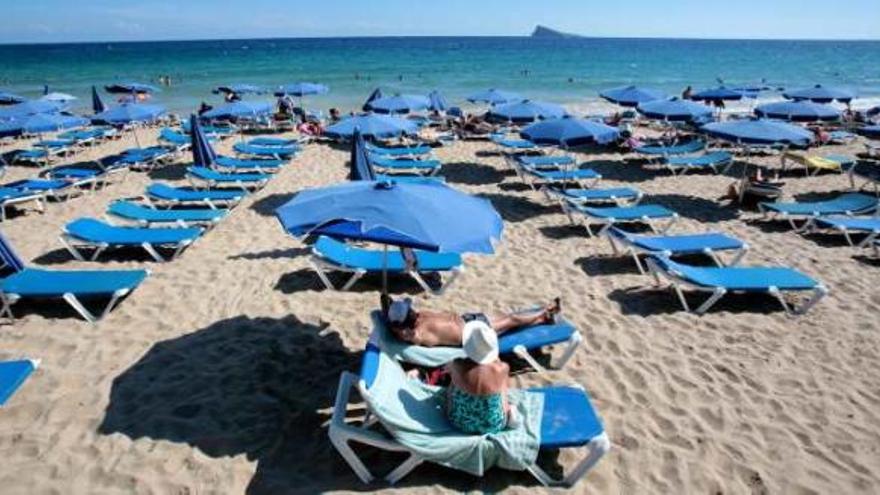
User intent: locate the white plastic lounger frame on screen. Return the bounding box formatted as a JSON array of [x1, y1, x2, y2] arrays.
[[644, 258, 828, 315], [563, 201, 679, 238], [328, 372, 610, 487], [308, 252, 462, 296], [0, 275, 148, 323], [663, 155, 734, 176], [186, 173, 269, 193], [143, 193, 240, 211], [59, 233, 195, 263], [0, 193, 45, 221], [543, 187, 642, 208], [758, 204, 877, 233], [603, 231, 749, 274], [802, 217, 880, 248]]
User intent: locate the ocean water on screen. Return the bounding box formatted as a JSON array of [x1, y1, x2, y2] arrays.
[[1, 37, 878, 115]]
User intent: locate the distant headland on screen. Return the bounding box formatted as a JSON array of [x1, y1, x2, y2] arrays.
[[530, 25, 584, 39]]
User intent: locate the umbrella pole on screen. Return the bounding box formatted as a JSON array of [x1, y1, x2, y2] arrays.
[[382, 245, 389, 296], [132, 125, 141, 148]]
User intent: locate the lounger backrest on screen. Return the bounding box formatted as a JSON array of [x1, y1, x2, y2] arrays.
[[0, 232, 26, 273], [360, 342, 382, 390], [837, 193, 878, 213]]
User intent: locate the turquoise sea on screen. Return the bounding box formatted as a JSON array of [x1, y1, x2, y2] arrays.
[[1, 37, 878, 114]]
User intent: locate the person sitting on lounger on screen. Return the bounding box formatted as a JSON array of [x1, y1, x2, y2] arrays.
[[445, 321, 513, 434], [380, 295, 560, 347]]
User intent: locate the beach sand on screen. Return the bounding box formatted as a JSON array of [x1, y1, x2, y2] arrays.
[[0, 127, 878, 494]]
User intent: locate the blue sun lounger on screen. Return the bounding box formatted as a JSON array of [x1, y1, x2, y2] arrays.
[[369, 309, 582, 373], [0, 359, 39, 406], [759, 193, 878, 231], [158, 128, 192, 151], [233, 142, 298, 159], [645, 255, 827, 315], [145, 183, 245, 209], [604, 226, 748, 273], [563, 202, 679, 237], [186, 167, 271, 191], [545, 186, 642, 207], [114, 146, 176, 170], [805, 215, 880, 247], [0, 233, 147, 321], [213, 155, 285, 173], [106, 201, 228, 228], [61, 218, 203, 262], [0, 187, 44, 221], [4, 179, 81, 201], [366, 143, 433, 158], [310, 236, 463, 295], [515, 155, 576, 169], [329, 343, 609, 487], [663, 151, 734, 175], [493, 137, 538, 151], [248, 137, 297, 147], [369, 155, 443, 176], [635, 140, 705, 157]]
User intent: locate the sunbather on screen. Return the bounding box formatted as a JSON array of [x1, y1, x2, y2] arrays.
[[380, 295, 560, 347]]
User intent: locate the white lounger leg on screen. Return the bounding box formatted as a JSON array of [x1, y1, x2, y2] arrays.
[[527, 432, 611, 487], [550, 331, 583, 369], [695, 287, 727, 314]]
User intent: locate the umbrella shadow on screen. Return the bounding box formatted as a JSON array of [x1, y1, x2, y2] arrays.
[[591, 159, 658, 183], [147, 162, 188, 181], [274, 268, 437, 296], [31, 246, 165, 265], [477, 193, 557, 223], [538, 224, 585, 240], [645, 193, 740, 222], [251, 193, 296, 217], [575, 255, 642, 277], [228, 247, 311, 261], [440, 161, 507, 185]]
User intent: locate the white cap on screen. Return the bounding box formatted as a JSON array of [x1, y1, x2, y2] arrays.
[[388, 298, 412, 324], [462, 320, 499, 365]]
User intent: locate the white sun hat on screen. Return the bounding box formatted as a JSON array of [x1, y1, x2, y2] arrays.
[[462, 320, 499, 365], [388, 298, 412, 324]]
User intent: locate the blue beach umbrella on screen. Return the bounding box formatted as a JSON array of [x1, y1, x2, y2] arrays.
[[325, 114, 418, 140], [467, 89, 524, 106], [857, 125, 880, 139], [637, 98, 714, 122], [363, 88, 384, 111], [274, 82, 329, 97], [701, 119, 814, 146], [691, 87, 750, 102], [91, 86, 107, 114], [365, 94, 430, 115], [0, 91, 25, 105], [427, 90, 448, 112], [201, 101, 272, 120], [214, 84, 266, 96], [0, 100, 61, 119], [600, 86, 666, 108], [275, 181, 503, 254], [754, 101, 840, 122], [189, 114, 218, 167], [783, 84, 856, 104], [521, 117, 620, 147], [92, 103, 165, 125], [487, 100, 567, 123], [104, 82, 159, 94], [349, 128, 375, 181], [0, 114, 89, 137]]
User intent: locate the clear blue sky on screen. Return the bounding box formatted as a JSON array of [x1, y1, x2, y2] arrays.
[[4, 0, 878, 43]]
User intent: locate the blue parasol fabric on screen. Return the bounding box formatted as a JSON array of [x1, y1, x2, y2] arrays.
[[365, 94, 430, 114], [754, 101, 840, 122], [92, 103, 165, 124], [467, 89, 524, 106], [487, 100, 567, 123], [201, 101, 272, 120], [637, 98, 714, 122], [600, 86, 666, 107], [427, 90, 448, 112], [325, 113, 418, 140], [349, 128, 375, 181], [691, 87, 751, 101], [363, 88, 384, 111], [0, 113, 89, 137], [701, 119, 815, 146], [215, 84, 266, 95], [274, 82, 329, 97], [91, 86, 107, 114], [190, 114, 218, 167], [104, 82, 159, 94], [783, 84, 856, 104], [0, 100, 61, 119], [0, 91, 25, 105], [520, 117, 620, 146]]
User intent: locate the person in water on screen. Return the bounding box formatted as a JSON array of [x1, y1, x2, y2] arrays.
[[445, 320, 514, 434], [381, 294, 561, 347], [681, 85, 693, 100]]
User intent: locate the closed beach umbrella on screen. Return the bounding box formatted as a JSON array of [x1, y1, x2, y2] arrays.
[[0, 113, 89, 137], [754, 101, 840, 122], [600, 86, 666, 107], [701, 119, 814, 146], [0, 91, 25, 106], [91, 86, 107, 114], [521, 117, 620, 147], [783, 84, 856, 104], [467, 89, 523, 106], [274, 82, 329, 97], [104, 82, 159, 94], [366, 94, 430, 115], [427, 90, 448, 112], [363, 88, 384, 111], [0, 100, 61, 119], [215, 84, 265, 96], [325, 114, 418, 140], [691, 87, 749, 102], [201, 101, 272, 120], [92, 103, 165, 124], [637, 98, 714, 122], [190, 115, 218, 167], [348, 128, 375, 181], [488, 100, 567, 123]]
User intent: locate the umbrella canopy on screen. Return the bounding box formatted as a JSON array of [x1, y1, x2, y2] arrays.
[[274, 82, 329, 97], [0, 113, 89, 137], [91, 86, 107, 114], [201, 101, 272, 120], [856, 125, 880, 139], [0, 100, 61, 119], [363, 88, 384, 111], [275, 181, 503, 253], [520, 118, 620, 147], [701, 119, 814, 146], [487, 100, 567, 123], [92, 103, 165, 124], [691, 87, 751, 102], [600, 86, 666, 107], [783, 84, 856, 104], [214, 84, 265, 95], [0, 91, 25, 105], [467, 89, 523, 106], [190, 114, 218, 167], [104, 82, 159, 94], [349, 128, 375, 181], [365, 94, 430, 114], [40, 92, 77, 103], [867, 106, 879, 117], [637, 98, 714, 122], [754, 101, 840, 122], [325, 114, 418, 140], [427, 90, 448, 112]]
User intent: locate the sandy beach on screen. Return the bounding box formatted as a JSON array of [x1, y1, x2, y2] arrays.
[[0, 125, 878, 495]]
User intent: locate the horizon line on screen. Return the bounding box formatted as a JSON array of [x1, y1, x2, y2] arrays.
[[1, 33, 879, 46]]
